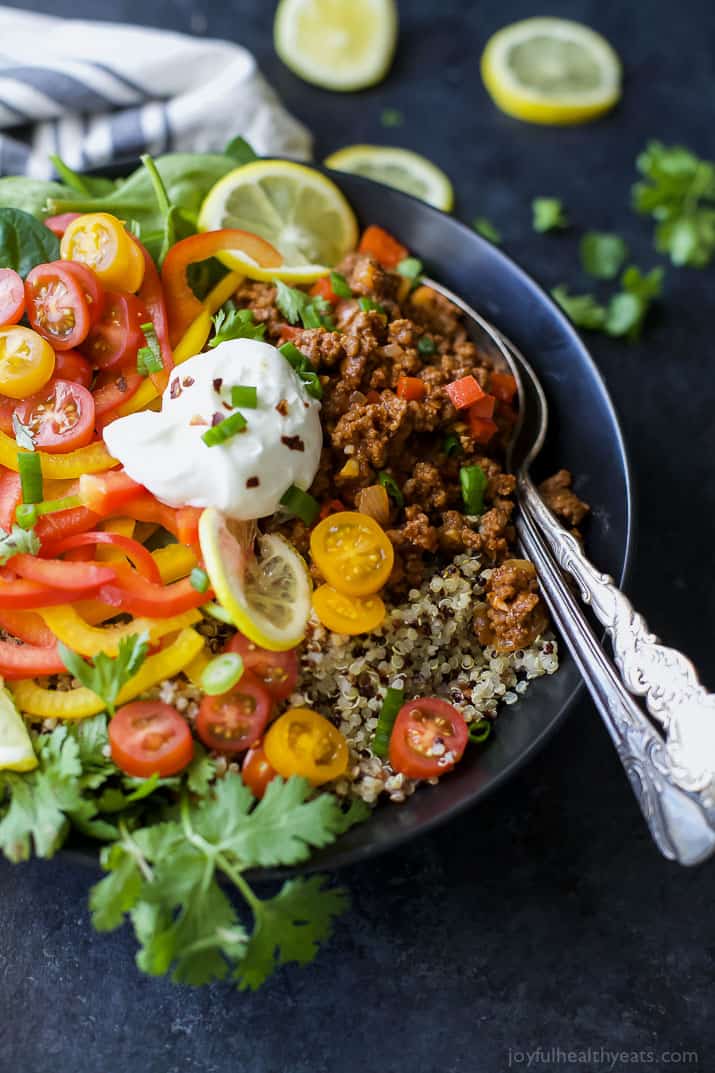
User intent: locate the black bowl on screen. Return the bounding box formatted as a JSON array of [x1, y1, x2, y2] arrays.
[[71, 165, 633, 875]]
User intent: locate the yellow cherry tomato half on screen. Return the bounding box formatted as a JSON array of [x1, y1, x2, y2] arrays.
[[60, 212, 145, 293], [0, 326, 55, 399], [309, 510, 394, 597], [312, 583, 386, 635], [264, 707, 348, 786]]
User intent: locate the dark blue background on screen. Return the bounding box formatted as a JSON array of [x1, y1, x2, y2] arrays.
[[1, 2, 713, 1071]]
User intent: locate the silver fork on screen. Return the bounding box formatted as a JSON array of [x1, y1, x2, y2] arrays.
[[424, 277, 715, 866]]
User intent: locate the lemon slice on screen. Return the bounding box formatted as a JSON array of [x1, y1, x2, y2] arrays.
[[481, 17, 622, 125], [199, 508, 312, 651], [0, 682, 37, 772], [198, 160, 359, 284], [324, 145, 454, 211], [274, 0, 398, 92]]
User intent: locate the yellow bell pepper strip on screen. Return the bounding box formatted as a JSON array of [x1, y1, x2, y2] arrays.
[[116, 309, 212, 417], [152, 543, 198, 583], [183, 646, 211, 687], [10, 627, 204, 720], [204, 271, 244, 315], [38, 605, 201, 657], [96, 517, 136, 564], [0, 430, 118, 479]]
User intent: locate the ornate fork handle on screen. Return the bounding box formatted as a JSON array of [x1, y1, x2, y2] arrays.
[[519, 474, 715, 798]]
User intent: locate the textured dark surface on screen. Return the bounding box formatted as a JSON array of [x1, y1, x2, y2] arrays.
[[0, 2, 714, 1071]]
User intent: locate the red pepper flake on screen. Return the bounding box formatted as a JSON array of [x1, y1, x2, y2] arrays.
[[170, 378, 182, 399], [189, 414, 208, 426], [211, 412, 224, 427], [182, 376, 195, 387], [117, 375, 127, 393], [213, 378, 223, 392], [281, 434, 305, 452], [275, 399, 289, 416], [222, 401, 232, 411], [246, 476, 260, 488]]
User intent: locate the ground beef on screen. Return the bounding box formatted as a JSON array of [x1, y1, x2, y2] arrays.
[[538, 469, 589, 528], [473, 559, 549, 654]]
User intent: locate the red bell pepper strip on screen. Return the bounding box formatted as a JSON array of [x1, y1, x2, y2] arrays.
[[357, 226, 408, 270], [0, 468, 21, 531], [133, 237, 174, 392], [446, 375, 486, 410], [396, 376, 426, 402], [0, 610, 56, 647], [35, 505, 100, 544], [0, 577, 102, 609], [161, 229, 283, 346], [98, 568, 209, 618], [78, 471, 145, 516], [41, 531, 162, 584], [0, 638, 66, 678], [121, 496, 202, 549], [10, 554, 117, 591], [490, 372, 518, 404]]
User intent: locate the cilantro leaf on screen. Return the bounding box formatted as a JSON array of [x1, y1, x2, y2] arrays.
[[551, 286, 606, 330], [604, 265, 663, 340], [632, 141, 715, 267], [580, 232, 629, 280], [532, 197, 568, 233], [0, 524, 40, 565], [473, 217, 501, 244], [58, 632, 149, 716], [274, 281, 333, 330], [209, 306, 265, 347], [380, 108, 404, 128]]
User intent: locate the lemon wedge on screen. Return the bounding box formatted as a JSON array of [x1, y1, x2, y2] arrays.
[[198, 160, 358, 284], [0, 682, 37, 772], [324, 145, 454, 211], [274, 0, 398, 92], [199, 508, 312, 651], [481, 17, 622, 125]]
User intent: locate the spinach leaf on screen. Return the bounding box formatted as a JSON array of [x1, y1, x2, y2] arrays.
[[0, 208, 60, 277], [0, 177, 71, 219], [225, 136, 258, 165]]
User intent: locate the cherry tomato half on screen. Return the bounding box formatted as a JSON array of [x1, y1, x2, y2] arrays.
[[0, 269, 25, 326], [44, 212, 81, 238], [195, 671, 272, 753], [52, 348, 93, 388], [225, 633, 299, 701], [61, 212, 145, 293], [310, 511, 394, 597], [241, 742, 277, 800], [80, 291, 148, 370], [109, 700, 194, 778], [25, 262, 92, 350], [264, 707, 348, 786], [388, 698, 468, 780], [15, 379, 96, 453], [60, 261, 105, 326], [0, 326, 55, 399], [311, 584, 386, 635], [92, 368, 143, 420]]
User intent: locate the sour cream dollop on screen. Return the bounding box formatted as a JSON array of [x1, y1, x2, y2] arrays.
[[103, 339, 322, 521]]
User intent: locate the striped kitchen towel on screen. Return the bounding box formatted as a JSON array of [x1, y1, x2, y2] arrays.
[[0, 6, 312, 177]]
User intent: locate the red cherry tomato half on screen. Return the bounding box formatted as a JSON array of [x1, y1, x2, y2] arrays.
[[109, 700, 194, 778], [44, 212, 81, 238], [225, 633, 299, 701], [15, 379, 95, 453], [25, 262, 92, 350], [0, 269, 25, 326], [388, 697, 468, 780], [195, 671, 272, 754], [60, 261, 105, 326], [52, 348, 93, 388], [241, 742, 277, 800], [80, 290, 148, 370], [92, 367, 143, 418]]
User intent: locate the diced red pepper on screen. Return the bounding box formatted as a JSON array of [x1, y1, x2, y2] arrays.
[[357, 226, 408, 270], [446, 375, 486, 410], [309, 277, 340, 306], [468, 394, 496, 420], [318, 498, 345, 521], [365, 389, 381, 405], [396, 376, 427, 402], [277, 324, 302, 344], [490, 372, 518, 404], [469, 415, 498, 445]]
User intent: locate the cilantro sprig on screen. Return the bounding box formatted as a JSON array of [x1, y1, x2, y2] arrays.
[[580, 232, 629, 280], [0, 524, 40, 565], [209, 306, 266, 347], [274, 280, 335, 330], [532, 197, 569, 233], [58, 633, 149, 716], [552, 265, 663, 341], [632, 141, 715, 267]]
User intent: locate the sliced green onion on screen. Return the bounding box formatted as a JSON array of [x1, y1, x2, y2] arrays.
[[230, 385, 258, 408], [136, 321, 163, 375], [443, 433, 461, 457], [378, 470, 404, 508], [190, 567, 210, 593], [359, 297, 386, 315], [201, 652, 244, 696], [202, 601, 234, 624], [468, 718, 492, 745], [418, 335, 436, 355], [15, 493, 82, 530], [460, 464, 487, 516], [372, 686, 405, 758], [17, 452, 43, 504], [397, 256, 423, 281], [329, 271, 352, 298], [201, 411, 247, 447], [279, 342, 323, 400], [279, 341, 304, 366], [280, 484, 320, 526], [301, 303, 322, 328]]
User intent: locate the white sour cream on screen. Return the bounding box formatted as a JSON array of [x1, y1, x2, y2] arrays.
[[103, 339, 322, 521]]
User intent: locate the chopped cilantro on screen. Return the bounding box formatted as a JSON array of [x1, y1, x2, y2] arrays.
[[632, 141, 715, 267], [580, 232, 629, 280], [209, 306, 265, 347], [473, 217, 501, 244], [0, 524, 40, 565], [58, 633, 149, 717], [532, 197, 568, 233]]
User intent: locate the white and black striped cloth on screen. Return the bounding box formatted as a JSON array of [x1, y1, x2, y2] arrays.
[[0, 6, 312, 177]]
